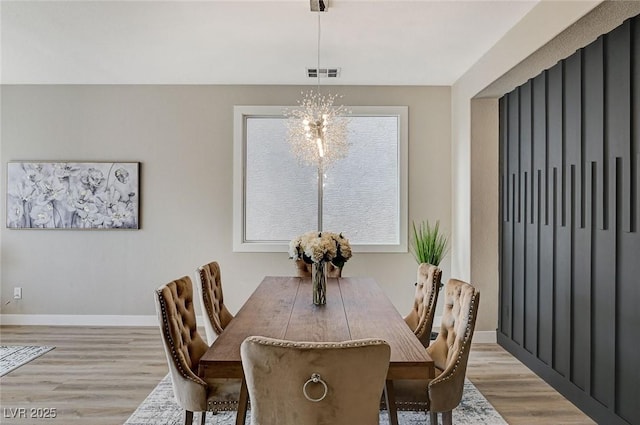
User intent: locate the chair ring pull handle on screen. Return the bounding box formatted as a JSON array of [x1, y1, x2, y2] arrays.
[[303, 373, 328, 402]]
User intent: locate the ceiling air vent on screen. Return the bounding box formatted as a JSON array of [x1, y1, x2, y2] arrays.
[[307, 68, 340, 78]]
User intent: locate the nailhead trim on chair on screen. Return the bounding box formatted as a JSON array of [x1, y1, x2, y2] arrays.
[[207, 400, 240, 412], [396, 401, 430, 411], [414, 268, 442, 339], [429, 290, 478, 387], [156, 287, 206, 386], [246, 336, 389, 349]]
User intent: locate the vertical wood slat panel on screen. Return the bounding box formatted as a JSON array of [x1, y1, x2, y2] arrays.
[[514, 83, 532, 347], [616, 21, 640, 424], [547, 64, 563, 372], [554, 165, 571, 378], [580, 49, 587, 230], [521, 81, 533, 224], [583, 39, 609, 408], [564, 50, 581, 384], [538, 165, 554, 366], [615, 155, 640, 425], [583, 37, 606, 231], [537, 74, 553, 361], [606, 21, 632, 233], [525, 169, 539, 355], [572, 161, 592, 392], [555, 50, 581, 380], [553, 169, 572, 377], [523, 78, 537, 354], [617, 196, 640, 424], [548, 62, 564, 195], [566, 51, 583, 225], [499, 14, 640, 425], [533, 73, 548, 226], [501, 168, 515, 338], [633, 19, 639, 233], [590, 94, 617, 413], [509, 90, 521, 222], [551, 167, 558, 368], [513, 168, 525, 345], [530, 74, 546, 358], [548, 63, 566, 227], [506, 90, 520, 341]]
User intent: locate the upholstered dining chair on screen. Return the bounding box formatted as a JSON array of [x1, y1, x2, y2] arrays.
[[295, 259, 343, 278], [155, 276, 240, 425], [196, 261, 234, 345], [391, 278, 480, 425], [240, 336, 390, 425], [404, 263, 442, 348]]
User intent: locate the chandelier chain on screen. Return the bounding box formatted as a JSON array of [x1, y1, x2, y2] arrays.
[[317, 11, 321, 91]]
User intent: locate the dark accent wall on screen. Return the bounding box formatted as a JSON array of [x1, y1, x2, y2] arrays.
[[498, 15, 640, 425]]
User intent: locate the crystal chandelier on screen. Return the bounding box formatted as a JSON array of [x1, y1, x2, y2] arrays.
[[285, 1, 349, 169]]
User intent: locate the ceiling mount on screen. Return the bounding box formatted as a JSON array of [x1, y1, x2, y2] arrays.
[[310, 0, 327, 12]]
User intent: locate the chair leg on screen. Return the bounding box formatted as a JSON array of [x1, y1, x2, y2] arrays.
[[235, 377, 249, 425], [442, 410, 452, 425], [384, 380, 399, 425], [184, 410, 194, 425], [429, 411, 438, 425], [199, 411, 206, 425]]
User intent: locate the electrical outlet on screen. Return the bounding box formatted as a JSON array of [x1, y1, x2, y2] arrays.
[[13, 287, 22, 300]]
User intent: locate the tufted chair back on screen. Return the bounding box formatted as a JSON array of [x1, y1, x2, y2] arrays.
[[404, 263, 442, 347], [155, 276, 210, 414], [196, 261, 234, 345], [241, 336, 390, 425], [391, 278, 479, 425], [426, 278, 480, 417]]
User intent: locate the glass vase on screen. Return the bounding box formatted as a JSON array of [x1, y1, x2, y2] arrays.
[[312, 261, 327, 305]]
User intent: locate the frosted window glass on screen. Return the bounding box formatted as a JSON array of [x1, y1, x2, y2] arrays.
[[245, 117, 317, 241], [323, 116, 399, 244], [235, 106, 406, 252]]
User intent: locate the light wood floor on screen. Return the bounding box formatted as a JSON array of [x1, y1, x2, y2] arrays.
[[0, 326, 595, 425]]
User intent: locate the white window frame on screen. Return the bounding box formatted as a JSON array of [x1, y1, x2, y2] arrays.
[[233, 105, 408, 253]]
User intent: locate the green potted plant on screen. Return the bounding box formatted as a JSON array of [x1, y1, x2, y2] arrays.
[[410, 220, 449, 268]]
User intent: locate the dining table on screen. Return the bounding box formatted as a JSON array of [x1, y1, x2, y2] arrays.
[[198, 275, 435, 425]]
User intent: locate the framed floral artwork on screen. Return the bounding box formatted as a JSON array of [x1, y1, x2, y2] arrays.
[[6, 161, 140, 229]]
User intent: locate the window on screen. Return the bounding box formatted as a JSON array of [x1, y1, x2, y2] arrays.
[[233, 105, 408, 253]]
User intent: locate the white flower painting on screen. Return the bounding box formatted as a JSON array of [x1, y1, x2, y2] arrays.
[[6, 162, 139, 229]]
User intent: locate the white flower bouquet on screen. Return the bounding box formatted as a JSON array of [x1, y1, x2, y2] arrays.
[[288, 231, 352, 268]]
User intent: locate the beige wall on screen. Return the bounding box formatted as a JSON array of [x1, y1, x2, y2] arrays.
[[0, 85, 451, 319], [469, 98, 500, 331]]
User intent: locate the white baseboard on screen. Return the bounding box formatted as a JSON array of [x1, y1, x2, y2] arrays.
[[0, 314, 158, 327], [471, 331, 497, 343], [432, 316, 496, 343]]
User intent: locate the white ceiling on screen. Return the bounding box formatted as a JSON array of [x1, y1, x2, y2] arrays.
[[0, 0, 540, 85]]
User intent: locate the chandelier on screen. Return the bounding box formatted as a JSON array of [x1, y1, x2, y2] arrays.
[[285, 1, 350, 169]]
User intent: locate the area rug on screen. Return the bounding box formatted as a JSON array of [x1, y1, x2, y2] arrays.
[[124, 374, 507, 424], [0, 345, 55, 377]]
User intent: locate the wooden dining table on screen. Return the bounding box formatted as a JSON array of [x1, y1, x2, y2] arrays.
[[198, 276, 434, 425]]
